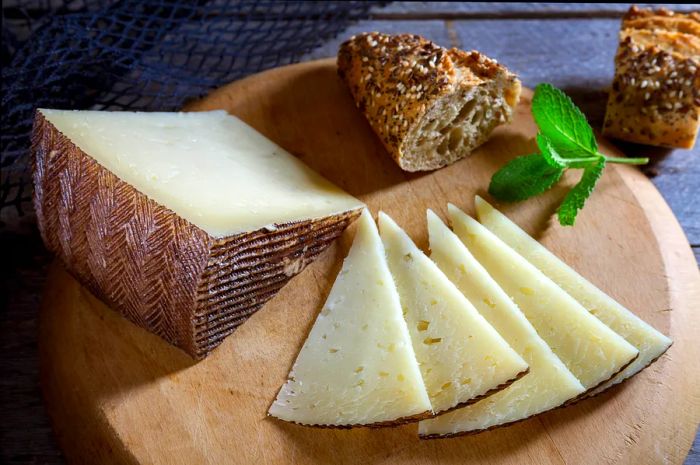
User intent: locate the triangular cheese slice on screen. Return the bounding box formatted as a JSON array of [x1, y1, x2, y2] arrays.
[[447, 204, 638, 391], [268, 210, 432, 427], [474, 196, 672, 395], [418, 211, 584, 438], [377, 212, 528, 415]]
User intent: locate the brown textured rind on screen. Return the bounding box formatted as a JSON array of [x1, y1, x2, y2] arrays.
[[32, 111, 362, 359], [419, 401, 561, 440], [586, 344, 671, 399], [419, 390, 571, 440], [191, 214, 360, 359], [337, 32, 520, 171], [563, 352, 639, 406], [267, 409, 433, 430], [420, 354, 640, 439], [267, 368, 529, 429], [431, 366, 530, 418], [603, 6, 700, 148], [267, 368, 529, 431], [420, 405, 560, 440]]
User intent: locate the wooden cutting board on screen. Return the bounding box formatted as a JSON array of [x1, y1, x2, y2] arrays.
[[39, 58, 700, 465]]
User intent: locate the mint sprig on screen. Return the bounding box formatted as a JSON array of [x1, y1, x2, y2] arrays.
[[489, 153, 563, 201], [558, 158, 605, 226], [488, 83, 648, 226]]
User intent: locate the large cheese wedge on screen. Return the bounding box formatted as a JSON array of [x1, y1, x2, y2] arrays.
[[447, 204, 639, 391], [377, 212, 529, 415], [419, 211, 584, 438], [32, 109, 364, 359], [474, 196, 672, 395], [268, 210, 431, 427]]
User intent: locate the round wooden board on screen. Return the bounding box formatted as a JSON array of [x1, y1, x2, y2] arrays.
[[39, 58, 700, 465]]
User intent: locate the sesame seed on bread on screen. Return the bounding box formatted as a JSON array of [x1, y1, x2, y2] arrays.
[[337, 32, 521, 172], [604, 6, 700, 149]]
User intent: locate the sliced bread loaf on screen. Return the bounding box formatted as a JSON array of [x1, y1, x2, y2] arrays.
[[337, 33, 521, 172], [603, 6, 700, 148]]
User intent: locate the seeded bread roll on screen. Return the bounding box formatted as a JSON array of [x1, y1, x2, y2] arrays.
[[337, 33, 521, 172], [603, 6, 700, 149]]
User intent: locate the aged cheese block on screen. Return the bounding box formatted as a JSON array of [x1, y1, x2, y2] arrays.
[[32, 109, 364, 359], [268, 210, 432, 427], [448, 204, 639, 392], [377, 212, 529, 415], [474, 196, 673, 395], [418, 211, 584, 438]]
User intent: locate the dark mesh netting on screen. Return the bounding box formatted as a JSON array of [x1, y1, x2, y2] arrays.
[[1, 0, 383, 217]]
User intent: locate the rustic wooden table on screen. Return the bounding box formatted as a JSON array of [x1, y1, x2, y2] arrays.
[[1, 3, 698, 464]]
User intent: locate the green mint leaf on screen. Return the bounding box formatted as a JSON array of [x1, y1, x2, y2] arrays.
[[532, 83, 598, 158], [488, 84, 648, 228], [557, 158, 606, 226], [489, 154, 564, 202], [537, 134, 566, 168], [537, 134, 599, 169]]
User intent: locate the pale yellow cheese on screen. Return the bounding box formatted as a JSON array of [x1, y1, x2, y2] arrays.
[[418, 211, 584, 437], [448, 204, 638, 391], [378, 212, 528, 415], [475, 196, 672, 395], [268, 210, 431, 426], [40, 109, 363, 237]]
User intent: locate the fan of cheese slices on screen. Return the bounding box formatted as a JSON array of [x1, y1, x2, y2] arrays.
[[268, 198, 672, 438]]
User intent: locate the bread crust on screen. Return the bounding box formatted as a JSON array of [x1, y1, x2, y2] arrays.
[[32, 111, 362, 359], [604, 7, 700, 148], [338, 33, 520, 171], [623, 5, 700, 25]]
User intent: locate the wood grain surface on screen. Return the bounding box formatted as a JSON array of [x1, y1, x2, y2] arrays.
[[37, 59, 700, 465], [2, 4, 699, 465]]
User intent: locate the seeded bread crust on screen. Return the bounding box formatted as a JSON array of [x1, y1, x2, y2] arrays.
[[337, 33, 521, 171], [623, 5, 700, 26], [603, 6, 700, 148]]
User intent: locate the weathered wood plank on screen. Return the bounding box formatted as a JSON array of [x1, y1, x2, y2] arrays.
[[375, 3, 700, 17], [643, 148, 700, 243], [451, 18, 618, 89], [305, 20, 454, 59]]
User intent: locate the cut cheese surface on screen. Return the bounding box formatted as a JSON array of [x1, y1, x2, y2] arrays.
[[448, 204, 638, 391], [39, 109, 363, 237], [377, 212, 528, 415], [475, 196, 672, 395], [268, 210, 431, 426], [419, 212, 584, 437]]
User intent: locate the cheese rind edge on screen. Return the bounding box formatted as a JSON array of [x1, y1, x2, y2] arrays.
[[378, 212, 529, 415], [447, 204, 639, 391], [268, 210, 432, 426], [419, 211, 584, 437], [32, 110, 363, 358], [474, 196, 672, 395]]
